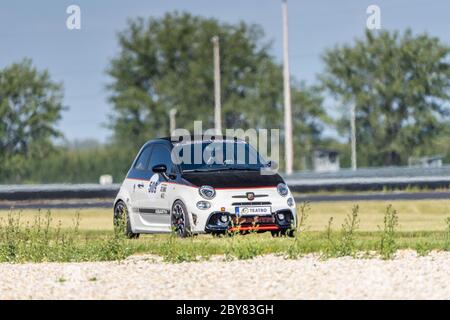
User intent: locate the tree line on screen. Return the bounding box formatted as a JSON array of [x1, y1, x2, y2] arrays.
[[1, 12, 450, 183]]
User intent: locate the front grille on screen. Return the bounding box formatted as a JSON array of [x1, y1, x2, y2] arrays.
[[205, 211, 293, 233], [231, 201, 272, 206], [232, 215, 275, 225], [232, 194, 268, 199]]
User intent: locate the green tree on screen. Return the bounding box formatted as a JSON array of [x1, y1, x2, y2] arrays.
[[0, 59, 65, 182], [320, 30, 450, 166], [107, 12, 282, 148], [106, 12, 328, 169], [292, 84, 330, 169], [29, 143, 131, 184]]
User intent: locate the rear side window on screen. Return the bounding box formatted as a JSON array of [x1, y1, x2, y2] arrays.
[[148, 144, 174, 173], [134, 146, 152, 171]]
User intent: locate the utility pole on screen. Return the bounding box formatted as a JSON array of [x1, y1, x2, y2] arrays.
[[211, 35, 222, 134], [169, 108, 177, 136], [282, 0, 294, 175], [350, 103, 357, 170]]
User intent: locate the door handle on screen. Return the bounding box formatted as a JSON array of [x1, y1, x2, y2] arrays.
[[137, 183, 144, 188]]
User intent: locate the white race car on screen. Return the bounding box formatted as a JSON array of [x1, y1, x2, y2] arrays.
[[113, 136, 297, 238]]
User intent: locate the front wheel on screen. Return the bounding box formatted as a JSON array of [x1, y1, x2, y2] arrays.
[[286, 229, 296, 238], [171, 200, 192, 238], [114, 200, 139, 239], [271, 229, 296, 238]]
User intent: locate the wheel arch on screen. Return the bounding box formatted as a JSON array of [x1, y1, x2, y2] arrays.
[[113, 197, 125, 209], [113, 185, 132, 209], [113, 185, 137, 231], [170, 197, 194, 232]]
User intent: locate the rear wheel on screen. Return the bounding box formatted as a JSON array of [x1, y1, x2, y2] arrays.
[[114, 200, 139, 239], [171, 200, 192, 238]]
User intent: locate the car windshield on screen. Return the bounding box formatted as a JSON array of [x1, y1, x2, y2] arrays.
[[172, 140, 267, 172]]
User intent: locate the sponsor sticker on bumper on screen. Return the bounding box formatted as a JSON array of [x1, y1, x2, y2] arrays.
[[235, 206, 271, 216]]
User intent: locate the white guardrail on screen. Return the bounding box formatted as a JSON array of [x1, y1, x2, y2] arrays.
[[1, 166, 450, 200]]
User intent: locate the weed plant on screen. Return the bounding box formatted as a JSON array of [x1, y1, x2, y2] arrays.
[[379, 205, 399, 260]]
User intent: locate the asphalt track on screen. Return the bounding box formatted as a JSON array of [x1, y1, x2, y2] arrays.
[[1, 191, 450, 210]]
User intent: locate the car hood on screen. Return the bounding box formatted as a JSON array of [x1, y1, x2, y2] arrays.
[[181, 170, 284, 189]]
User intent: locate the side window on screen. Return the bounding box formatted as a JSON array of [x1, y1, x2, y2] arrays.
[[148, 144, 174, 173], [134, 146, 152, 171]]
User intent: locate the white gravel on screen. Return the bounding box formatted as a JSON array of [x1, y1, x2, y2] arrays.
[[0, 250, 448, 300]]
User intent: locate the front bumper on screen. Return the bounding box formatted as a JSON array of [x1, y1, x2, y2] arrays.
[[204, 209, 295, 233], [186, 186, 296, 233]]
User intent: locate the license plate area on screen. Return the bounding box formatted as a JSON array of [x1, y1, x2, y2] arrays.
[[234, 206, 272, 216]]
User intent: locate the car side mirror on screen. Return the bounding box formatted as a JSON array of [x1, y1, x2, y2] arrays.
[[152, 164, 167, 174], [267, 160, 278, 171]]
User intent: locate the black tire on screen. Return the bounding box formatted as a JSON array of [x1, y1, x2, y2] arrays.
[[271, 229, 296, 238], [171, 200, 192, 238], [114, 200, 139, 239], [271, 231, 281, 237], [286, 229, 296, 238], [211, 232, 225, 238]]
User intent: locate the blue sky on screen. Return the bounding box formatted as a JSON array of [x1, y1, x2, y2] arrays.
[[1, 0, 449, 143]]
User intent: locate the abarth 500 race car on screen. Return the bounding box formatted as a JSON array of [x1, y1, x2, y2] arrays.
[[113, 136, 297, 238]]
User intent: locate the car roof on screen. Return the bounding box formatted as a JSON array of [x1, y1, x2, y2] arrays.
[[150, 135, 246, 145], [139, 136, 248, 152]]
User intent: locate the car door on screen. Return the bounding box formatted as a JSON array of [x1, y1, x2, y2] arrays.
[[138, 143, 173, 230]]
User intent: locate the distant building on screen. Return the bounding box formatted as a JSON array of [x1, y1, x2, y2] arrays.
[[99, 174, 113, 185], [408, 155, 443, 168], [312, 149, 340, 172]]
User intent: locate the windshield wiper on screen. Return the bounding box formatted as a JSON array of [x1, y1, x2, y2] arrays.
[[183, 168, 228, 173], [222, 167, 260, 171], [183, 167, 260, 173], [182, 169, 211, 172]]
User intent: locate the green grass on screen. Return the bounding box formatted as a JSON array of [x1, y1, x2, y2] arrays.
[[6, 199, 450, 232], [0, 210, 131, 263], [0, 200, 449, 263]]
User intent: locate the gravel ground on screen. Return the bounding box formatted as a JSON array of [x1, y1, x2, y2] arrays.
[[0, 250, 448, 300]]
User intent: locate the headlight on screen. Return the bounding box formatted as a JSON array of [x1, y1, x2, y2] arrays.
[[196, 201, 211, 210], [277, 183, 289, 197], [199, 185, 216, 199]]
